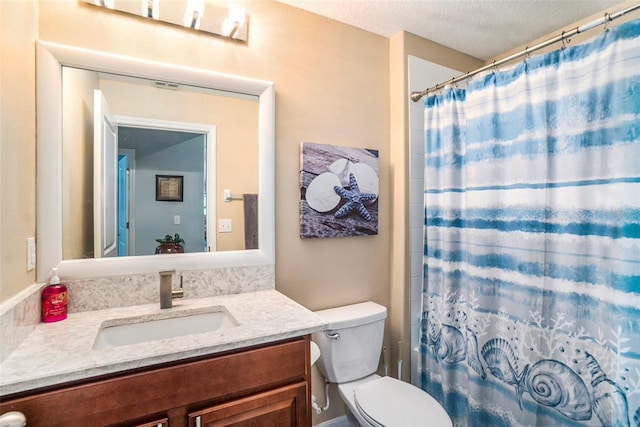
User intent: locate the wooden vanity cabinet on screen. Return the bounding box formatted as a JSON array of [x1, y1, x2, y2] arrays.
[[188, 382, 308, 426], [0, 336, 312, 427]]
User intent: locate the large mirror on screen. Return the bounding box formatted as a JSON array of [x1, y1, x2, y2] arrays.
[[62, 67, 259, 258], [37, 41, 275, 281]]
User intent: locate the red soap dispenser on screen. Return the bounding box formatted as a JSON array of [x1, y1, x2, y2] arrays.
[[42, 268, 68, 322]]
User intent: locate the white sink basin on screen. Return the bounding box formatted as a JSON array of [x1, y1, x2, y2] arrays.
[[93, 308, 239, 349]]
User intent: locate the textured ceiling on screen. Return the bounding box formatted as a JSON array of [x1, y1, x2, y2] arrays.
[[275, 0, 624, 60]]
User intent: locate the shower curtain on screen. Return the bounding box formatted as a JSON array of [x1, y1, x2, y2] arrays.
[[420, 18, 640, 427]]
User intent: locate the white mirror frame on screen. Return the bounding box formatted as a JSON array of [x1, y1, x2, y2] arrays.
[[36, 40, 275, 281]]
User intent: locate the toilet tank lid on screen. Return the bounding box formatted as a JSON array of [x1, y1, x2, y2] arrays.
[[314, 302, 387, 330]]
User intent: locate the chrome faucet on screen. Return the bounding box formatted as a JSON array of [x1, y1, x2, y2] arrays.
[[159, 270, 184, 309]]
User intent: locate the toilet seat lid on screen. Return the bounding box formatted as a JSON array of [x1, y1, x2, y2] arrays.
[[354, 376, 452, 427]]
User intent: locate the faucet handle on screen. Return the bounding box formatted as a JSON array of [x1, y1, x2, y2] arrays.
[[159, 270, 176, 309], [172, 274, 184, 299], [159, 270, 176, 277]]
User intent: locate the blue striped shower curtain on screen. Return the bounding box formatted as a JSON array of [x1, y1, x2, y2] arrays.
[[420, 19, 640, 427]]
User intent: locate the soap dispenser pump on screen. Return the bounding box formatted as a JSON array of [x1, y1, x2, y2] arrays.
[[41, 268, 68, 322]]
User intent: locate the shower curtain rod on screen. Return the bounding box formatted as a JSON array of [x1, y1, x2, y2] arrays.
[[410, 3, 640, 102]]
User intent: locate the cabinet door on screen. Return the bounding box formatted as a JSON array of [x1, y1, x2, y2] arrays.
[[188, 382, 308, 427]]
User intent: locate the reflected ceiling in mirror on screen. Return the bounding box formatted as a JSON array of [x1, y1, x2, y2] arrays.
[[61, 67, 259, 260], [37, 41, 274, 281]]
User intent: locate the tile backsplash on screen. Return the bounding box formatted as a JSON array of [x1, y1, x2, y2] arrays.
[[0, 264, 275, 362], [66, 264, 275, 312], [0, 284, 42, 362]]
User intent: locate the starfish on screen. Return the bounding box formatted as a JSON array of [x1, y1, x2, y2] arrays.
[[333, 173, 377, 221]]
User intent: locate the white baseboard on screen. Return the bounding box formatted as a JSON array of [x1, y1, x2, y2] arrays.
[[314, 415, 349, 427]]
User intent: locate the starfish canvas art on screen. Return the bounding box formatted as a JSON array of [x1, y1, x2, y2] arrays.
[[334, 173, 377, 221], [300, 142, 379, 238]]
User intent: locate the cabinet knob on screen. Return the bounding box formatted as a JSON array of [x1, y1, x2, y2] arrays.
[[0, 411, 26, 427]]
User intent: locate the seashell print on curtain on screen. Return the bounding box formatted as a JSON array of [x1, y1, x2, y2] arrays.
[[420, 18, 640, 427]]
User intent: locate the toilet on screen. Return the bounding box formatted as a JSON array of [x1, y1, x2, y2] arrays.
[[313, 302, 452, 427]]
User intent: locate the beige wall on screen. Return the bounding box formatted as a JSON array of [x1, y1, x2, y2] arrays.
[[0, 0, 38, 300], [388, 32, 483, 381], [62, 67, 98, 259]]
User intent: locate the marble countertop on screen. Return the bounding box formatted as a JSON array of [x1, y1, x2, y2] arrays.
[[0, 290, 327, 396]]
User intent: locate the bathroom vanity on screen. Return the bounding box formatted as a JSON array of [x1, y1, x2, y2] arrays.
[[0, 337, 309, 426], [0, 291, 326, 426]]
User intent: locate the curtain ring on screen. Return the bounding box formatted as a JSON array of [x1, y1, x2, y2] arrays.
[[604, 13, 611, 31], [492, 60, 498, 74], [565, 31, 572, 46], [561, 31, 567, 49]]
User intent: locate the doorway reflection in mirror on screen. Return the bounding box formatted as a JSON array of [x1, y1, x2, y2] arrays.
[[61, 66, 258, 260]]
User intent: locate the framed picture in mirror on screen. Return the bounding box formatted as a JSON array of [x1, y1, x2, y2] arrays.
[[156, 175, 184, 202]]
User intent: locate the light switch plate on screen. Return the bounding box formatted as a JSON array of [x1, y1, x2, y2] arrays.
[[27, 237, 36, 271], [219, 219, 232, 233]]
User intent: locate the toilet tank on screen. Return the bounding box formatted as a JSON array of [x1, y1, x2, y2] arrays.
[[312, 302, 386, 383]]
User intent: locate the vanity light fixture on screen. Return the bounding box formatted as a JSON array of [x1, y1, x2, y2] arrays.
[[98, 0, 115, 8], [82, 0, 249, 41], [223, 5, 246, 38], [142, 0, 159, 19], [184, 0, 205, 29]]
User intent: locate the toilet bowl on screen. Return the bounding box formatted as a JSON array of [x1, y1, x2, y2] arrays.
[[340, 375, 452, 427], [312, 302, 452, 427]]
